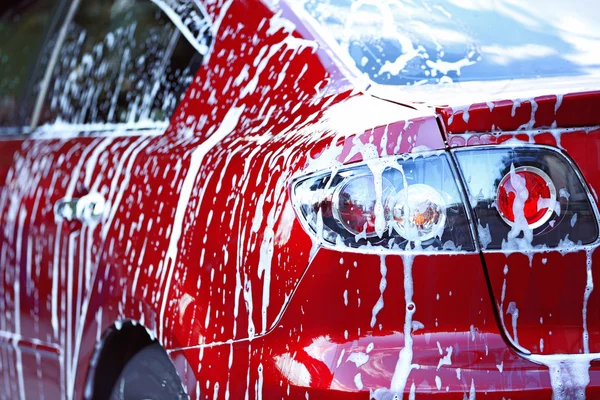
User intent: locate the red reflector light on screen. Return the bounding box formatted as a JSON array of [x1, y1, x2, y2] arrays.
[[496, 166, 557, 229]]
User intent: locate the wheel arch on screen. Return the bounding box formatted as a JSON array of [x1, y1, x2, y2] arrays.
[[85, 320, 156, 400]]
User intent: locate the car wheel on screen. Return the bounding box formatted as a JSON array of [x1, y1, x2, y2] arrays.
[[109, 343, 188, 400]]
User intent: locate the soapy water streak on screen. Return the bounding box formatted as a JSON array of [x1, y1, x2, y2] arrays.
[[1, 1, 600, 399]]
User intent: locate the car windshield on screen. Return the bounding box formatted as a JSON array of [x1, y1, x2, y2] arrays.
[[295, 0, 600, 86]]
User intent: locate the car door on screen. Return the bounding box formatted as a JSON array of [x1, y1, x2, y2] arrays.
[[0, 0, 209, 397], [0, 1, 67, 398]]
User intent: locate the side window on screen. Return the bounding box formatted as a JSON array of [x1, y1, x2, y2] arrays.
[[38, 0, 209, 128], [0, 0, 58, 132]]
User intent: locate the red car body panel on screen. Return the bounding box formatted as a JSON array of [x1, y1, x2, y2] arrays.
[[440, 93, 600, 356], [0, 0, 599, 399]]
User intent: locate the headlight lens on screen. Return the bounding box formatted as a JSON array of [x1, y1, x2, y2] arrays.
[[454, 146, 599, 250], [292, 146, 599, 253], [388, 183, 447, 242], [332, 174, 394, 238], [291, 152, 475, 253]]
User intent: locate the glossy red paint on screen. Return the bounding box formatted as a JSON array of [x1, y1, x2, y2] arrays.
[[438, 91, 600, 137], [170, 250, 597, 399], [440, 92, 600, 358], [1, 0, 599, 399]]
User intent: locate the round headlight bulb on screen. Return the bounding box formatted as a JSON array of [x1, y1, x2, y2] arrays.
[[332, 175, 394, 237], [387, 184, 447, 242]]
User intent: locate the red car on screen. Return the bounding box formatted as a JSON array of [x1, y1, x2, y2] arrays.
[[1, 0, 599, 398]]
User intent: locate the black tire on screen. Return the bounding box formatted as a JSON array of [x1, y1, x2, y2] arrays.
[[109, 343, 188, 400]]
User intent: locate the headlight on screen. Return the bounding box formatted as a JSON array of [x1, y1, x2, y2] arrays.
[[291, 145, 599, 254], [291, 151, 475, 253], [454, 145, 599, 250]]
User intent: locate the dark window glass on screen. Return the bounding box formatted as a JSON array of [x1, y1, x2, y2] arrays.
[[0, 0, 57, 131], [39, 0, 206, 127]]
